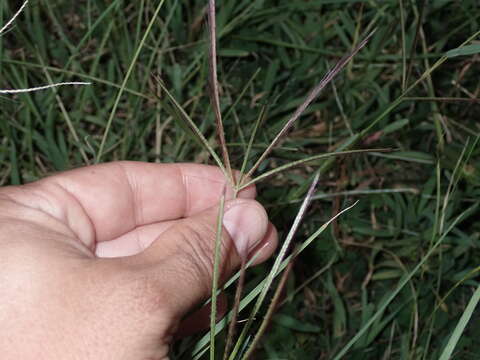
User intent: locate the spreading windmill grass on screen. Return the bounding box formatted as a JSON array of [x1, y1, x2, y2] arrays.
[[1, 1, 480, 359]]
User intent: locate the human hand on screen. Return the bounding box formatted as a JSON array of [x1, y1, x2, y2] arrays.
[[0, 162, 277, 360]]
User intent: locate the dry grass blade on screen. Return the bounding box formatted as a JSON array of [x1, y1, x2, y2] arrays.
[[208, 0, 233, 182], [244, 30, 376, 179], [0, 3, 91, 97], [0, 0, 28, 35], [229, 173, 320, 360], [0, 82, 90, 94]]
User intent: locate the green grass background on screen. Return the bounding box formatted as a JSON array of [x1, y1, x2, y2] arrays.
[[1, 0, 480, 359]]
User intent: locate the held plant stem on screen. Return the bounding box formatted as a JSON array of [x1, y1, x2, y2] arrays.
[[210, 190, 226, 360]]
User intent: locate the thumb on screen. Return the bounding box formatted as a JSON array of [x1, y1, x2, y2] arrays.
[[130, 198, 269, 318]]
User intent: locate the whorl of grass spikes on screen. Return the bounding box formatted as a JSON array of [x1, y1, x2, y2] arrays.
[[153, 0, 376, 358]]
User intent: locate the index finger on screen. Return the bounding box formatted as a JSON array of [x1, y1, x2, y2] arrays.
[[37, 161, 256, 243]]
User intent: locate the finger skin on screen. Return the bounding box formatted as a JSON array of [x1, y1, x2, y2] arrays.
[[95, 219, 277, 264], [0, 162, 255, 249]]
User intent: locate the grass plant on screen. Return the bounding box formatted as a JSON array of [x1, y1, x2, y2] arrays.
[[1, 0, 480, 359]]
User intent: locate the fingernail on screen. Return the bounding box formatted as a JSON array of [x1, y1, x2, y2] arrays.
[[223, 201, 268, 258]]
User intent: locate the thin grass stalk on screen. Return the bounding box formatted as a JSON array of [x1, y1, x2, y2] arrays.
[[222, 258, 247, 360], [228, 173, 319, 360], [3, 59, 152, 99], [244, 30, 375, 179], [192, 202, 359, 359], [419, 25, 445, 150], [330, 69, 353, 136], [241, 256, 295, 360], [403, 97, 480, 102], [95, 0, 166, 163], [207, 0, 233, 182], [0, 0, 28, 35], [0, 81, 90, 94], [239, 148, 389, 191], [210, 190, 226, 360], [421, 162, 443, 360], [425, 267, 480, 332], [236, 105, 267, 191], [278, 255, 336, 307], [0, 2, 91, 96]]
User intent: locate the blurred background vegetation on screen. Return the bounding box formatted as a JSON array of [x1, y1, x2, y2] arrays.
[[1, 0, 480, 359]]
